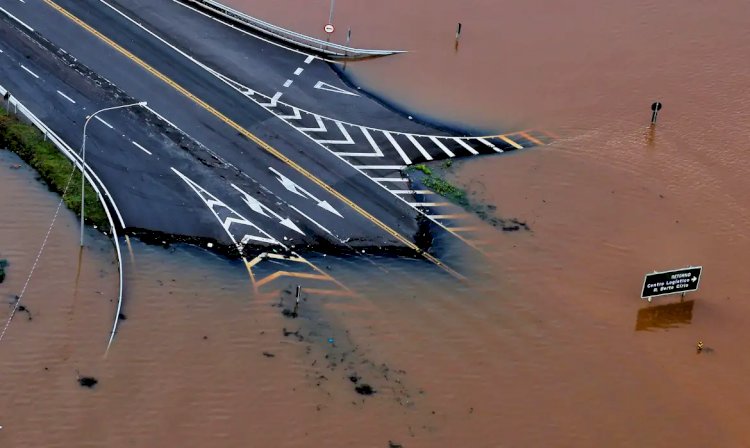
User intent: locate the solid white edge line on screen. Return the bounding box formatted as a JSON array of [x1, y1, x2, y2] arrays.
[[390, 190, 432, 195], [372, 177, 408, 182], [357, 165, 406, 170], [408, 202, 451, 207]]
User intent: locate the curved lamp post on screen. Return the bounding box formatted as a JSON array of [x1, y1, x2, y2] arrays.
[[80, 101, 147, 246]]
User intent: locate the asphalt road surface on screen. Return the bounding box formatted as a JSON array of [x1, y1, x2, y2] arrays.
[[0, 0, 550, 272]]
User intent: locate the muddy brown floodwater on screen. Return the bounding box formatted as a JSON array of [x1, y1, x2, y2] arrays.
[[2, 0, 750, 446]]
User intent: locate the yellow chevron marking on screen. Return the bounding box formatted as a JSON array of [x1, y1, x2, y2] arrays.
[[497, 135, 524, 150], [255, 271, 331, 289], [519, 131, 544, 146]]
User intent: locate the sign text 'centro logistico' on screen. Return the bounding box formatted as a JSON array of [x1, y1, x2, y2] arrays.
[[641, 266, 702, 300]]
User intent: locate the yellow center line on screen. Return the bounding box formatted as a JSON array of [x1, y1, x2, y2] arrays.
[[43, 0, 465, 280]]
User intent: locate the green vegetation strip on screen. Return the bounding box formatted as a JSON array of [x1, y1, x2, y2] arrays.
[[0, 108, 108, 228], [408, 163, 469, 207]]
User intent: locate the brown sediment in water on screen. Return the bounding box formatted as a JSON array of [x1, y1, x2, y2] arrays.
[[2, 0, 750, 446]]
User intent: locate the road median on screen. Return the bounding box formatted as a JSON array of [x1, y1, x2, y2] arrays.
[[0, 106, 107, 228]]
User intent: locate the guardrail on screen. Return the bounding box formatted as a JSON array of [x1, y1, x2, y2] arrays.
[[179, 0, 406, 59], [0, 84, 126, 353]]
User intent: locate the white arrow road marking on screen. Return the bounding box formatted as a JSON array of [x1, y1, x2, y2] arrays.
[[314, 81, 360, 97], [231, 183, 305, 235], [316, 121, 354, 145], [171, 168, 282, 247], [268, 167, 343, 218]]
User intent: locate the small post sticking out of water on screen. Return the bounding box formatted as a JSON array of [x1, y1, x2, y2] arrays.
[[346, 27, 352, 46], [455, 22, 462, 51], [651, 101, 663, 124], [293, 285, 302, 316]]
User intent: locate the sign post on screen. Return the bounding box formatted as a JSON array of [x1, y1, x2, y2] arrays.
[[641, 266, 702, 302], [650, 101, 663, 124]]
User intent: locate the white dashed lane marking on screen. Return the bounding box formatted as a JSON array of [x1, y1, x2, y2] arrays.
[[0, 6, 34, 32], [304, 55, 315, 64], [20, 65, 39, 79], [294, 67, 304, 76], [283, 79, 293, 88], [56, 90, 76, 103], [95, 116, 114, 129], [132, 141, 152, 155]]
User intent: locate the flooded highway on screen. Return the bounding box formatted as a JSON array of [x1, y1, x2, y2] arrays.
[[2, 0, 749, 446]]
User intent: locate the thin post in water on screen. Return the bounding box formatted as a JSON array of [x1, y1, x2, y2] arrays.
[[293, 285, 302, 316], [650, 101, 662, 124]]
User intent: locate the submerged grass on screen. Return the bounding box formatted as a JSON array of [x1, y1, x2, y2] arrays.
[[0, 108, 108, 228], [408, 163, 469, 206]]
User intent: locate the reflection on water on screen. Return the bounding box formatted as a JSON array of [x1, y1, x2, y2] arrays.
[[635, 299, 694, 331]]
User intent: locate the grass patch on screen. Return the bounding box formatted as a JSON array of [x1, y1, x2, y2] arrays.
[[423, 175, 468, 206], [407, 163, 432, 176], [0, 108, 108, 228], [407, 162, 469, 207]]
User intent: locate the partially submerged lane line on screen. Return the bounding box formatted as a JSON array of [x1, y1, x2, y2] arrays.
[[42, 0, 465, 280]]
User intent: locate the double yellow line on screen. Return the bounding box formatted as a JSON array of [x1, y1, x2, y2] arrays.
[[43, 0, 465, 280]]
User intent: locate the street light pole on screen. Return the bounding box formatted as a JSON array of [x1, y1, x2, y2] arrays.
[[80, 101, 147, 246], [328, 0, 335, 25]]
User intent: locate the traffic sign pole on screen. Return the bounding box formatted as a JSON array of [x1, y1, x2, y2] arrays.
[[650, 101, 663, 124]]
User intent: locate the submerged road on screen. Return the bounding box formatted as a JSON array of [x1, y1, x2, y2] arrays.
[[0, 0, 551, 276]]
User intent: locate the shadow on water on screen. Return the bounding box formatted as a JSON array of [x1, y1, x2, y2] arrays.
[[635, 299, 694, 331]]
